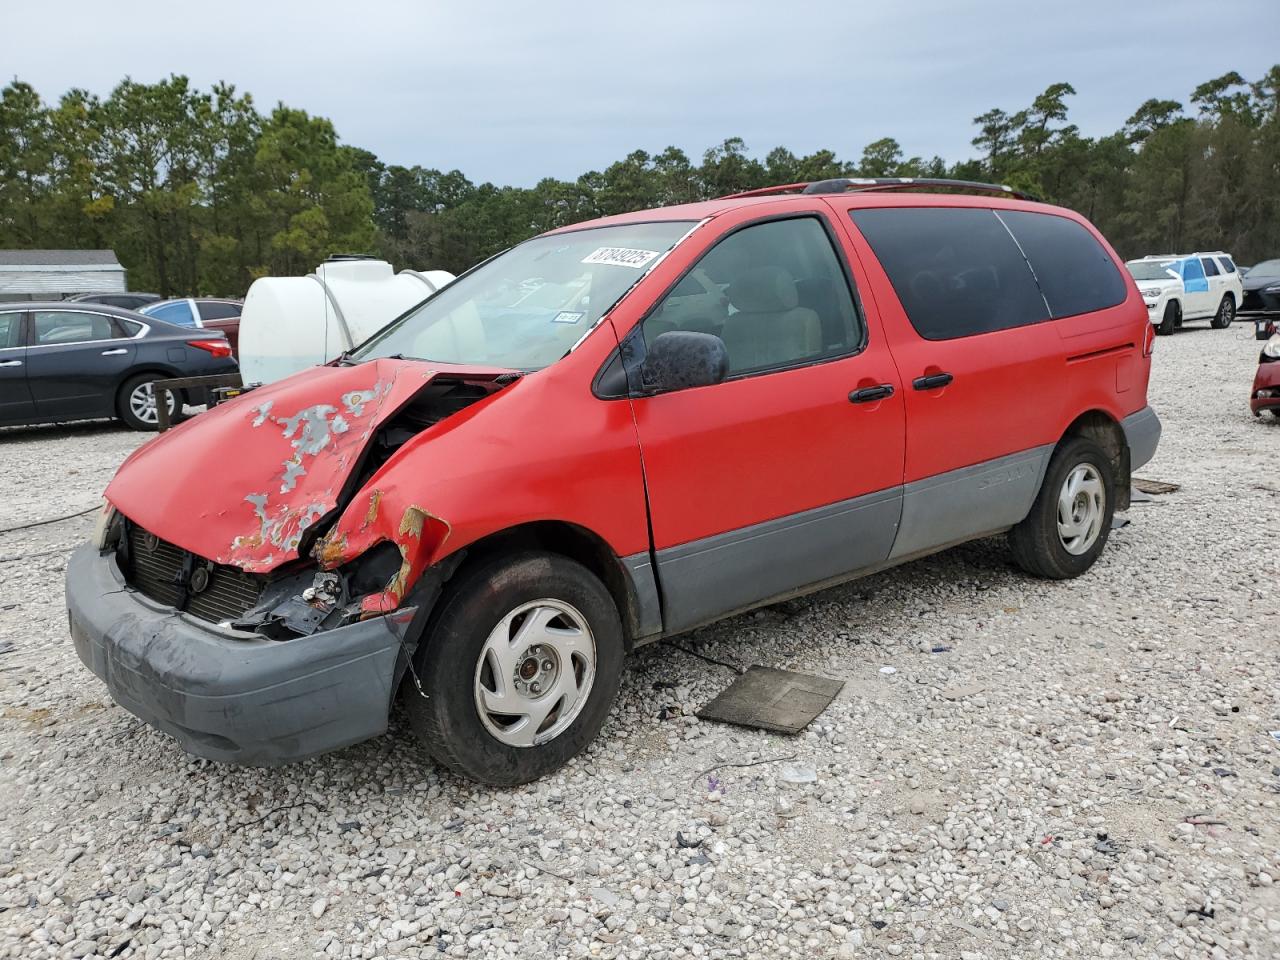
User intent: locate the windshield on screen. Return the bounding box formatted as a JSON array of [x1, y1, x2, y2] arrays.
[[1126, 261, 1175, 281], [1249, 259, 1280, 279], [353, 221, 695, 369]]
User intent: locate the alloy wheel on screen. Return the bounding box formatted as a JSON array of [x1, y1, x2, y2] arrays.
[[1056, 463, 1105, 555], [473, 599, 597, 747]]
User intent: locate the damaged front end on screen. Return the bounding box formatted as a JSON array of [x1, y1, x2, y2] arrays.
[[99, 358, 516, 644], [70, 359, 518, 765]]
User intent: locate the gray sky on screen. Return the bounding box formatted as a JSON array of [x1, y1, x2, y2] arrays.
[[4, 0, 1278, 186]]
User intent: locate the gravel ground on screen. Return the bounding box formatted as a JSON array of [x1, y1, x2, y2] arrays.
[[1, 324, 1277, 960]]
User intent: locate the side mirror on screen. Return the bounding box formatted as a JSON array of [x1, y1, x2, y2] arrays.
[[640, 331, 729, 394]]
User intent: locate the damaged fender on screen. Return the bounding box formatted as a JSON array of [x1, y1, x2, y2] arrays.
[[311, 491, 452, 616]]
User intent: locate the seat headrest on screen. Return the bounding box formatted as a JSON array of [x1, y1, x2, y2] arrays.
[[727, 266, 799, 313]]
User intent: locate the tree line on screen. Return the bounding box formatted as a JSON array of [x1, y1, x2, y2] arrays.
[[0, 67, 1277, 297]]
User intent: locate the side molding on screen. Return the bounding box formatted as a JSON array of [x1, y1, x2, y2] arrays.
[[653, 487, 903, 635], [890, 445, 1053, 560]]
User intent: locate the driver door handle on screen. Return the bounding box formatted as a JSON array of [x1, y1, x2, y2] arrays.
[[912, 372, 954, 390], [849, 384, 895, 404]]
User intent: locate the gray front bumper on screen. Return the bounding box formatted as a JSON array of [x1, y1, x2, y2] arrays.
[[1121, 406, 1162, 472], [66, 544, 416, 766]]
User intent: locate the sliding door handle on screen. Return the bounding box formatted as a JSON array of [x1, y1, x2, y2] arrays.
[[849, 384, 895, 404], [912, 372, 954, 390]]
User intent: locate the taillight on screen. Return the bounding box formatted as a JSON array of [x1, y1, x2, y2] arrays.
[[1142, 322, 1155, 358], [188, 338, 232, 359]]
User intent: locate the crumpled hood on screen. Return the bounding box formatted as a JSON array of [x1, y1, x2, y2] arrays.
[[107, 359, 445, 573]]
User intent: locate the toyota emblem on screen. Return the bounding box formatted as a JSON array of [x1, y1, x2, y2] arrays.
[[189, 566, 211, 594]]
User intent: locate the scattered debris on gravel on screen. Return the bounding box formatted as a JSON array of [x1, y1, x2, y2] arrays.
[[2, 326, 1278, 959]]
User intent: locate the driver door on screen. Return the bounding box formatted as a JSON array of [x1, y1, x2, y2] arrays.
[[622, 208, 906, 634]]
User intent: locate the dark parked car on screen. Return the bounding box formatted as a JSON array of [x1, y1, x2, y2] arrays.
[[0, 302, 237, 430], [1241, 259, 1280, 339], [67, 292, 162, 311], [140, 298, 243, 354]]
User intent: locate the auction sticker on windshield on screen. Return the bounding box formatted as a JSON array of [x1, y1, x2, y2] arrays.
[[582, 247, 661, 269], [552, 311, 585, 324]]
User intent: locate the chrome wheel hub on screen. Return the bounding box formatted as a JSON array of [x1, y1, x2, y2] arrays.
[[129, 381, 174, 425], [474, 599, 596, 748], [1057, 463, 1104, 555]]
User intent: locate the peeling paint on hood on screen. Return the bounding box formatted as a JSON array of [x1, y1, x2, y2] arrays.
[[105, 359, 449, 573]]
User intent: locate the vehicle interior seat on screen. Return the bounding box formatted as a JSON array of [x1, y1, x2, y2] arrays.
[[722, 266, 821, 372]]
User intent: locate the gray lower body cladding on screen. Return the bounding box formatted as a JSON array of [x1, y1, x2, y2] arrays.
[[66, 544, 416, 766], [651, 407, 1161, 634], [654, 488, 903, 635]]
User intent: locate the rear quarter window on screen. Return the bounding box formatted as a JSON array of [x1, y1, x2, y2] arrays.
[[996, 210, 1128, 319], [849, 206, 1049, 340]]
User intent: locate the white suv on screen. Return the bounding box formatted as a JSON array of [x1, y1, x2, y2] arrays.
[[1125, 252, 1243, 335]]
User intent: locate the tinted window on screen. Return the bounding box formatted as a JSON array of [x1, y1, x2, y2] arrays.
[[1201, 257, 1220, 277], [0, 312, 22, 349], [997, 210, 1128, 318], [1216, 256, 1235, 274], [145, 301, 196, 326], [850, 207, 1049, 340], [33, 311, 119, 344], [644, 216, 862, 376], [117, 318, 143, 337], [198, 300, 241, 320]]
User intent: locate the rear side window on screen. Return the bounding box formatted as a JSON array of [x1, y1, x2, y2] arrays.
[[1201, 257, 1220, 277], [145, 301, 196, 326], [849, 207, 1049, 340], [997, 210, 1128, 318], [198, 300, 241, 320], [33, 311, 118, 344], [1218, 256, 1236, 274]]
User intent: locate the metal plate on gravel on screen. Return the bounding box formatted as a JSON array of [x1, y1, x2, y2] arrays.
[[1132, 477, 1180, 495], [697, 666, 845, 735]]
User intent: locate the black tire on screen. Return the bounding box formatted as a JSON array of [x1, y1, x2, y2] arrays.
[[1210, 294, 1235, 329], [1157, 301, 1179, 335], [1009, 437, 1115, 580], [403, 551, 625, 785], [116, 373, 179, 431]]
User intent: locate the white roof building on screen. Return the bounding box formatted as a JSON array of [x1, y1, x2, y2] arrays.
[[0, 250, 128, 301]]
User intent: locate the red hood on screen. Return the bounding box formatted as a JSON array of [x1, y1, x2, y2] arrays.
[[107, 359, 451, 572]]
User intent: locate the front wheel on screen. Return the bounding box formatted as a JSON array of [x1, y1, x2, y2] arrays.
[[1157, 301, 1179, 335], [403, 552, 625, 785], [1210, 295, 1235, 329], [1009, 437, 1115, 580]]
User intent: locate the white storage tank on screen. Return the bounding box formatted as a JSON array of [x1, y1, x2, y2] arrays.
[[238, 256, 454, 384]]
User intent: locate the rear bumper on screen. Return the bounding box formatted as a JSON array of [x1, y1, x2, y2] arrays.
[[66, 544, 416, 765], [1251, 362, 1280, 416], [1121, 406, 1161, 471]]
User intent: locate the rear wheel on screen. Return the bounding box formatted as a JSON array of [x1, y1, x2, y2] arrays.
[[403, 552, 625, 785], [117, 373, 179, 431], [1157, 301, 1179, 335], [1210, 294, 1235, 329], [1009, 437, 1115, 580]]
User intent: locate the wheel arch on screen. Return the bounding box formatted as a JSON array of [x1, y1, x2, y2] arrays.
[[442, 520, 651, 650], [1058, 409, 1130, 511], [114, 365, 188, 407]]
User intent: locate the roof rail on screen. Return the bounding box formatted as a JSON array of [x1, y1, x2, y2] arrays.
[[720, 177, 1041, 202]]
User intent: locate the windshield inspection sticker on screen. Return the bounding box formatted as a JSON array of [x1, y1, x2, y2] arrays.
[[581, 247, 661, 269], [552, 311, 585, 324]]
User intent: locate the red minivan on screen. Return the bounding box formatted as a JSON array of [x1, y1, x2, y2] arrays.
[[67, 179, 1161, 784]]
